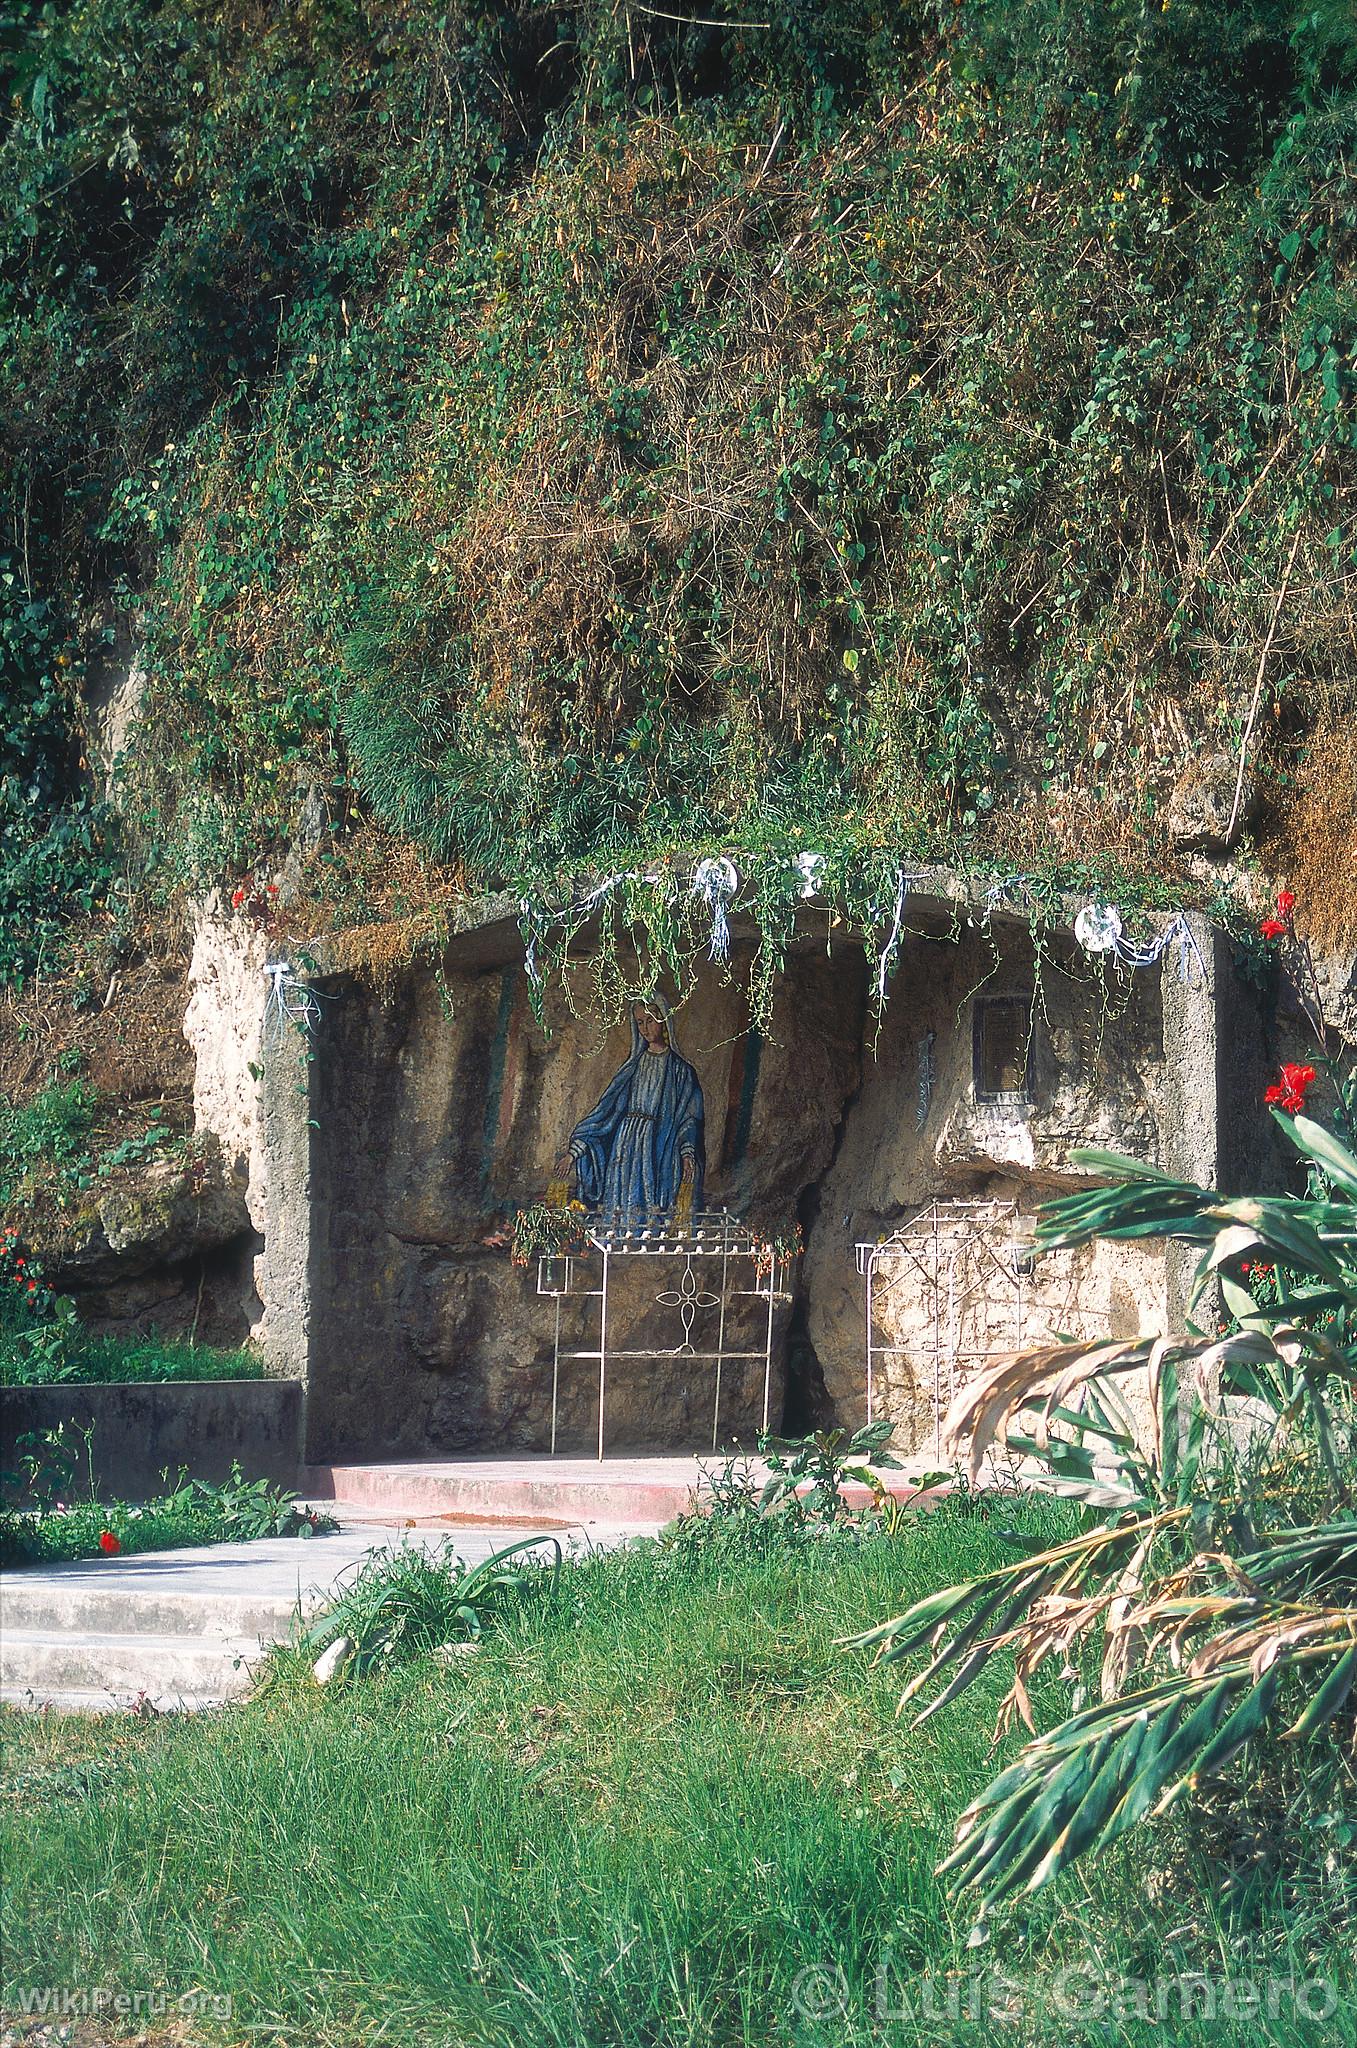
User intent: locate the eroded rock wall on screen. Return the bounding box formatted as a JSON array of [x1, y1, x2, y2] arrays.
[[800, 922, 1172, 1449], [173, 896, 1273, 1462], [302, 946, 864, 1459]]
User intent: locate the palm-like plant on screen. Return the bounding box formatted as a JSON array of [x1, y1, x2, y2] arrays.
[[853, 1110, 1357, 1911]]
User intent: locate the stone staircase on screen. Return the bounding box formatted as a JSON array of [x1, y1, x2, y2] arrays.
[[1, 1565, 301, 1712], [0, 1520, 575, 1713], [301, 1453, 735, 1528]]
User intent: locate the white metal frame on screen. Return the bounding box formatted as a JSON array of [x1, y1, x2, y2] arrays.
[[537, 1208, 792, 1459], [856, 1199, 1032, 1457]]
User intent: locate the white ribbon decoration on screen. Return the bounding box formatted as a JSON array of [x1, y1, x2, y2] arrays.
[[518, 898, 542, 988], [1074, 903, 1123, 955], [1075, 904, 1208, 985], [792, 851, 826, 900], [263, 961, 321, 1034], [690, 857, 739, 962], [874, 869, 914, 1006]]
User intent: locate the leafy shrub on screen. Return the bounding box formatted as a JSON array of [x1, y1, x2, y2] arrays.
[[856, 1109, 1357, 1917], [298, 1536, 562, 1678], [0, 1321, 263, 1387], [3, 2, 1355, 976], [0, 1454, 333, 1565], [0, 1076, 97, 1210]]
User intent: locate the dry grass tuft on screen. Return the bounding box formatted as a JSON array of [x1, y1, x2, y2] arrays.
[[1268, 722, 1357, 956]]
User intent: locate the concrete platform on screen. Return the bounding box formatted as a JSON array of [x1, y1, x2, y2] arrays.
[[302, 1453, 746, 1527], [302, 1452, 938, 1527], [0, 1517, 589, 1715]]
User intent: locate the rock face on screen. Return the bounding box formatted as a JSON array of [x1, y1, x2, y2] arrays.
[[797, 921, 1178, 1447], [1167, 752, 1257, 854], [184, 904, 269, 1204], [82, 618, 146, 803], [303, 949, 863, 1459], [150, 880, 1283, 1464], [38, 1145, 261, 1349], [1312, 939, 1357, 1051]]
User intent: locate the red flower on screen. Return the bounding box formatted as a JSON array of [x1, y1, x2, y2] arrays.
[[26, 1280, 36, 1293], [98, 1531, 121, 1556], [266, 882, 279, 897], [231, 887, 247, 908], [1264, 1062, 1316, 1115], [1260, 917, 1287, 940], [1277, 889, 1295, 917]]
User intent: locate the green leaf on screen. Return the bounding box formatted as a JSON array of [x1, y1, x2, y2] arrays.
[[1286, 1644, 1357, 1740]]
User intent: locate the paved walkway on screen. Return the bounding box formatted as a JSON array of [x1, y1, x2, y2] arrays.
[[0, 1514, 611, 1715]]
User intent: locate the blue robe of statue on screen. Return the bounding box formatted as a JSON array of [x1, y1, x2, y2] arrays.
[[569, 1013, 705, 1219]]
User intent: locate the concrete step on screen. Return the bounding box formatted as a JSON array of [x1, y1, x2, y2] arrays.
[[1, 1627, 262, 1699], [1, 1577, 304, 1640], [1, 1684, 237, 1714], [303, 1455, 721, 1527], [303, 1456, 947, 1528], [0, 1519, 598, 1715]]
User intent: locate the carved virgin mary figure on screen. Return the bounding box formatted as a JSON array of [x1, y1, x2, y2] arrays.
[[560, 1002, 705, 1221]]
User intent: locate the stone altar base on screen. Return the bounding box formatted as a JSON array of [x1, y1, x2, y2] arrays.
[[301, 1452, 946, 1529]]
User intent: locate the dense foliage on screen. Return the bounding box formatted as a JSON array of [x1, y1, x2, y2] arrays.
[[3, 0, 1356, 980], [859, 1107, 1357, 1913]]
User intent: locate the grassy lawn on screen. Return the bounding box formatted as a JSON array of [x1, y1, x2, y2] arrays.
[[2, 1502, 1352, 2047], [0, 1322, 262, 1385]]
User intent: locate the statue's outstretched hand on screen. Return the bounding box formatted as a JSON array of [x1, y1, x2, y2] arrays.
[[547, 1153, 575, 1208]]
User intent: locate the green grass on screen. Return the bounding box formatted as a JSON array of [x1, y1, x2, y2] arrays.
[[1, 1469, 329, 1565], [0, 1323, 263, 1386], [2, 1502, 1352, 2046]]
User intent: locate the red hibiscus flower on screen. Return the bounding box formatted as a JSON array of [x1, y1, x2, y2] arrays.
[[98, 1531, 121, 1555], [1277, 889, 1295, 918], [1264, 1062, 1316, 1114], [231, 886, 247, 908], [1259, 917, 1287, 940]]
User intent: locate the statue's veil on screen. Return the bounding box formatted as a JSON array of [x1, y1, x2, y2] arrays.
[[630, 995, 682, 1058]]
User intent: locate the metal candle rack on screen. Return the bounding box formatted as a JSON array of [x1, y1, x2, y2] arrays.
[[537, 1208, 793, 1460], [856, 1199, 1034, 1457]]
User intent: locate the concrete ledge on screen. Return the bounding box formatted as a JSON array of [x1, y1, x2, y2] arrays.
[[303, 1454, 951, 1529], [1, 1379, 302, 1501]]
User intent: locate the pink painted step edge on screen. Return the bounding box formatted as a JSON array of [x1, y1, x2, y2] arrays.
[[302, 1464, 950, 1528], [303, 1464, 698, 1526]]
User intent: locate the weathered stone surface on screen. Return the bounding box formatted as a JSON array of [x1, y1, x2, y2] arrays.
[[46, 1154, 251, 1284], [31, 1143, 262, 1349], [1, 1379, 301, 1501], [82, 618, 145, 804], [800, 921, 1173, 1451], [1311, 937, 1357, 1050], [156, 876, 1268, 1467], [300, 950, 863, 1460], [184, 903, 268, 1203], [1167, 752, 1257, 854]]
